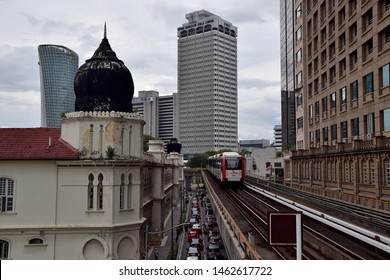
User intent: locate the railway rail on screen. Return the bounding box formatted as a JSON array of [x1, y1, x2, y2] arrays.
[[204, 171, 390, 259]]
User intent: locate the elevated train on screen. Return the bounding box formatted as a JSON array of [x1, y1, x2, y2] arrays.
[[206, 152, 245, 187]]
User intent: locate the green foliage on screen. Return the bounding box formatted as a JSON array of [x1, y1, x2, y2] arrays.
[[185, 149, 235, 168], [60, 112, 67, 118], [105, 145, 115, 159], [275, 151, 283, 158], [143, 134, 158, 152]]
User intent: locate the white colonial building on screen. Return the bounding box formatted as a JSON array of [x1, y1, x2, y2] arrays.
[[0, 25, 183, 260], [0, 111, 183, 260]]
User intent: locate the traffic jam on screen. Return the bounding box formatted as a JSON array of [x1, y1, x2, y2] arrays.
[[183, 182, 227, 260]]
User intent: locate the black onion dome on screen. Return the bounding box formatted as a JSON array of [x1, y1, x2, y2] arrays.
[[74, 24, 134, 112]]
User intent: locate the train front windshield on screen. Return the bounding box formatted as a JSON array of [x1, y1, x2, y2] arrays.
[[226, 158, 242, 170]]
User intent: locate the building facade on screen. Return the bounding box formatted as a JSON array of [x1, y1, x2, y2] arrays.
[[132, 91, 178, 144], [284, 0, 390, 211], [38, 45, 79, 128], [0, 27, 184, 260], [280, 0, 297, 150], [177, 10, 238, 156]]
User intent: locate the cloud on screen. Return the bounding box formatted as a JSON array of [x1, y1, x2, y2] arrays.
[[0, 90, 40, 127]]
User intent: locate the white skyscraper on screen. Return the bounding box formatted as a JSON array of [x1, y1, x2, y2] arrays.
[[177, 10, 238, 156]]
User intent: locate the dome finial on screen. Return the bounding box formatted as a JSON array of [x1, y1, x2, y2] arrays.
[[104, 22, 107, 39]]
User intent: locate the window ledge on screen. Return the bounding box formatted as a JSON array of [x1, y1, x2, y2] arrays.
[[86, 210, 105, 214]]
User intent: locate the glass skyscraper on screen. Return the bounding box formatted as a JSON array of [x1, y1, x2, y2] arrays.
[[280, 0, 296, 150], [38, 45, 79, 128], [177, 10, 238, 156]]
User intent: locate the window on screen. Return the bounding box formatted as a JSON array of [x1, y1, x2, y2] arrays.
[[87, 174, 94, 210], [97, 173, 103, 210], [386, 159, 390, 186], [351, 118, 359, 136], [341, 121, 348, 138], [119, 174, 125, 210], [331, 124, 337, 140], [296, 94, 302, 107], [366, 113, 375, 134], [384, 108, 390, 131], [315, 101, 320, 117], [296, 3, 302, 19], [296, 27, 302, 42], [128, 174, 133, 209], [331, 92, 336, 109], [340, 87, 347, 105], [0, 178, 14, 212], [364, 72, 374, 94], [0, 240, 9, 259], [322, 96, 328, 112], [350, 80, 358, 100], [309, 131, 314, 144], [349, 22, 357, 43], [309, 104, 313, 119], [296, 71, 302, 85], [296, 49, 302, 63], [381, 64, 390, 88], [323, 126, 329, 142], [370, 159, 375, 184], [315, 129, 321, 143], [297, 117, 303, 129], [28, 238, 44, 245]]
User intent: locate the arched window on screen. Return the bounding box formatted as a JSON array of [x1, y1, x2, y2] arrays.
[[97, 173, 103, 210], [128, 174, 133, 209], [0, 240, 9, 259], [28, 238, 44, 245], [0, 178, 14, 212], [88, 174, 94, 210], [120, 174, 125, 210]]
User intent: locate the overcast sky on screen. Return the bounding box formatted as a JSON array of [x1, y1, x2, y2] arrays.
[[0, 0, 281, 141]]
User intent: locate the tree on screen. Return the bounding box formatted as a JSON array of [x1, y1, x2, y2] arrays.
[[143, 135, 158, 152]]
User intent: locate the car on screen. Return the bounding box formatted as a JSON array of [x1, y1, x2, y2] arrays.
[[209, 236, 223, 248], [186, 256, 199, 260], [207, 243, 221, 259], [208, 230, 220, 241], [186, 247, 201, 260], [188, 229, 199, 242], [191, 223, 202, 233], [203, 221, 215, 233], [205, 217, 217, 227], [188, 217, 198, 225], [190, 237, 203, 250], [205, 209, 214, 216], [205, 203, 213, 210]]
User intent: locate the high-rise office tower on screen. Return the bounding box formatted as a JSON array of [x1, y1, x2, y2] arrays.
[[132, 91, 178, 144], [38, 45, 79, 128], [280, 0, 296, 150], [177, 10, 238, 156]]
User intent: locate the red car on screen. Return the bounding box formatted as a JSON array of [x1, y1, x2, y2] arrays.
[[188, 229, 199, 242]]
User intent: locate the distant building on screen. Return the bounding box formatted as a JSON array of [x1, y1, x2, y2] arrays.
[[132, 91, 178, 144], [38, 45, 78, 128], [177, 10, 238, 155], [274, 125, 282, 150], [245, 147, 284, 180], [239, 139, 270, 149]]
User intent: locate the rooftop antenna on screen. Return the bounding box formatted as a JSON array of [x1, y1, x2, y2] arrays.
[[104, 22, 107, 39]]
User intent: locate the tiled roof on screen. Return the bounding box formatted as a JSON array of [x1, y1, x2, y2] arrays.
[[0, 128, 79, 160]]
